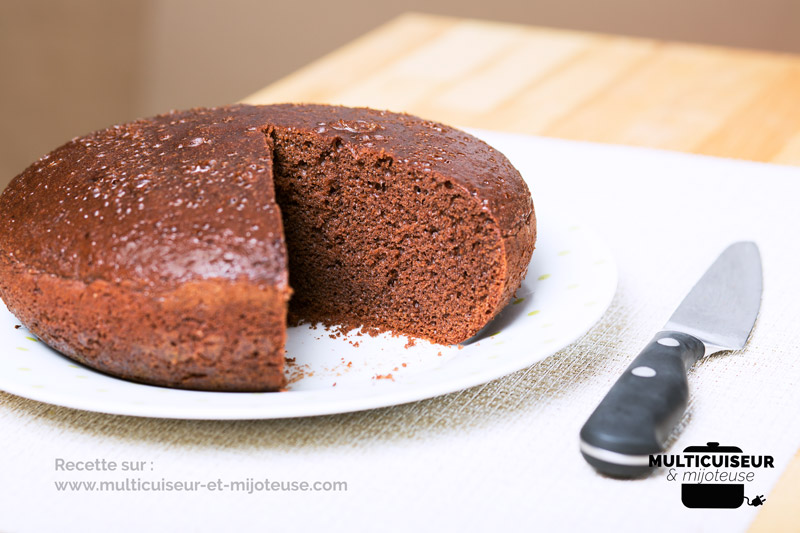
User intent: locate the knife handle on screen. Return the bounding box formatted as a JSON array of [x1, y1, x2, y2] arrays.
[[579, 331, 705, 478]]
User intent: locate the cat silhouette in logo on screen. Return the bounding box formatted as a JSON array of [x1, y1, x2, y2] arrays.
[[744, 495, 766, 507]]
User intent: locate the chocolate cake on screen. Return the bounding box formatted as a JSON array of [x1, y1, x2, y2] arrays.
[[0, 104, 536, 392]]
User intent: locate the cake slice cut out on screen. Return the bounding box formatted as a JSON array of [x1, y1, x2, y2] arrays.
[[0, 104, 536, 391]]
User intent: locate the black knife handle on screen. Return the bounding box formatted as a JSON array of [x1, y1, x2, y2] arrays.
[[579, 331, 706, 478]]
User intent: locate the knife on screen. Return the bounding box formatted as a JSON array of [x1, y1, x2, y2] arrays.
[[579, 241, 762, 478]]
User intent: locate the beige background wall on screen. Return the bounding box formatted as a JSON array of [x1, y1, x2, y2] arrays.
[[2, 0, 799, 188]]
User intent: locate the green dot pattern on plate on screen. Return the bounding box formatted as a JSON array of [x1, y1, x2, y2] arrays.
[[16, 347, 28, 351], [567, 284, 580, 290], [538, 274, 551, 281], [25, 336, 38, 342], [512, 297, 525, 305], [569, 225, 580, 231], [527, 310, 540, 316], [17, 367, 31, 371], [558, 250, 570, 256]]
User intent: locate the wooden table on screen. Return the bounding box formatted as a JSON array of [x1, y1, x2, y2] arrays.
[[244, 13, 800, 531]]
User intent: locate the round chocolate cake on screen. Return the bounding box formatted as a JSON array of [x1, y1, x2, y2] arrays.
[[0, 104, 536, 391]]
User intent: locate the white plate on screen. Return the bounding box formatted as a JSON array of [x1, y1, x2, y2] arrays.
[[0, 132, 617, 419]]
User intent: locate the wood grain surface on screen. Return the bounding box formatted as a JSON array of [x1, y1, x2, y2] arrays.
[[243, 13, 800, 531]]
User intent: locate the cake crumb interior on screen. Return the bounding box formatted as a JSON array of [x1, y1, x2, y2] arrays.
[[266, 127, 506, 345]]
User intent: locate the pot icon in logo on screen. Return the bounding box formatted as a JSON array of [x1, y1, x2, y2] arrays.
[[681, 442, 744, 509]]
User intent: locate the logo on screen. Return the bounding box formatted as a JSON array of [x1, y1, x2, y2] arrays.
[[649, 442, 773, 509]]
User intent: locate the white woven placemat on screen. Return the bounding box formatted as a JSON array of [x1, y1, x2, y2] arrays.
[[1, 133, 798, 532]]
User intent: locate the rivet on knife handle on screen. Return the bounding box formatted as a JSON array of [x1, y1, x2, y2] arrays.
[[579, 331, 705, 478]]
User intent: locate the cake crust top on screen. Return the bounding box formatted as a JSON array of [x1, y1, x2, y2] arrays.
[[0, 106, 289, 291], [0, 104, 532, 291]]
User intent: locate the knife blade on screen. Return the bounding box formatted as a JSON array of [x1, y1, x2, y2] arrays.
[[579, 241, 762, 478]]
